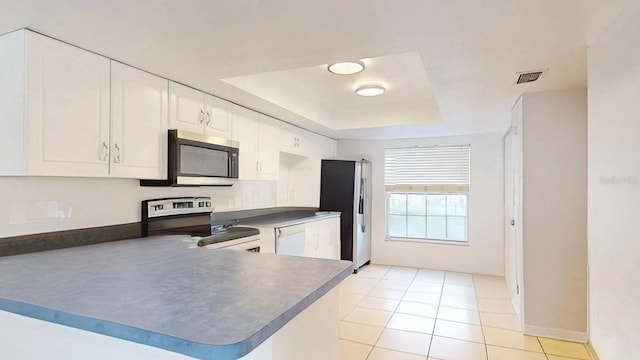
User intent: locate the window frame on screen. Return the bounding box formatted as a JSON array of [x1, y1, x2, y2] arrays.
[[385, 191, 469, 244]]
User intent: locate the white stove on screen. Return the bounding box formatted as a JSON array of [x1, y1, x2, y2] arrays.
[[141, 197, 261, 252]]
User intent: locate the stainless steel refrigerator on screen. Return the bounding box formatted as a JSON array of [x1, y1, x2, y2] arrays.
[[319, 159, 372, 272]]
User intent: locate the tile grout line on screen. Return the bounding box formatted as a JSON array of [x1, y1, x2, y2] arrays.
[[349, 266, 387, 360], [535, 336, 550, 360], [425, 271, 447, 359], [471, 275, 490, 360], [352, 268, 577, 360], [363, 266, 397, 360], [364, 266, 421, 360]]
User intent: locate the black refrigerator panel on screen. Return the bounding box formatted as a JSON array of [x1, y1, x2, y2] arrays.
[[320, 160, 356, 262]]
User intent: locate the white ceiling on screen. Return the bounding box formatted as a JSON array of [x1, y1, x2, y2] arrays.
[[0, 0, 627, 140], [222, 52, 443, 130]]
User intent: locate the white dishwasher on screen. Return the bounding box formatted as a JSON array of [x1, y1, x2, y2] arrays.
[[275, 223, 306, 257]]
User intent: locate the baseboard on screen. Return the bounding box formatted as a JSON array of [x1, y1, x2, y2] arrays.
[[585, 342, 600, 360], [524, 325, 588, 343]]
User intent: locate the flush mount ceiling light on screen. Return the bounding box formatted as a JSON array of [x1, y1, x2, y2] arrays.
[[327, 61, 365, 75], [355, 84, 386, 97]]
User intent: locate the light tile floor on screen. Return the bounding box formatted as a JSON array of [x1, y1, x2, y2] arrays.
[[339, 265, 593, 360]]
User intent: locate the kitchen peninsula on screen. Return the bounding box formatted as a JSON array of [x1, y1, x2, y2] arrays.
[[0, 236, 352, 359]]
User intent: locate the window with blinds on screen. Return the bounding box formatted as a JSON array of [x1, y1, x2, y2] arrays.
[[384, 144, 470, 243], [384, 145, 470, 192]]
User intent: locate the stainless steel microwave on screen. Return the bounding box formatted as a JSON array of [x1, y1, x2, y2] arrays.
[[140, 130, 239, 187]]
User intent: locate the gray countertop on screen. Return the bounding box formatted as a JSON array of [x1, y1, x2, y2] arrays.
[[0, 236, 352, 359], [239, 211, 341, 228]]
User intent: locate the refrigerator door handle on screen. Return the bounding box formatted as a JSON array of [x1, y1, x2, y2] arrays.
[[360, 177, 366, 232]]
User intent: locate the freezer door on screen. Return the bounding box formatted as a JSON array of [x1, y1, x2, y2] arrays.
[[353, 161, 372, 269]]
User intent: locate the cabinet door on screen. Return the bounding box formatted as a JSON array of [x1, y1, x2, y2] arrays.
[[319, 136, 337, 159], [110, 61, 168, 179], [204, 95, 231, 139], [314, 217, 341, 260], [257, 115, 280, 180], [279, 122, 300, 154], [302, 159, 321, 207], [233, 105, 259, 180], [168, 81, 205, 133], [25, 31, 110, 177], [294, 127, 311, 156], [304, 229, 320, 258]]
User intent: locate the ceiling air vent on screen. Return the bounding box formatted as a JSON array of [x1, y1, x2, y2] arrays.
[[516, 70, 544, 84], [517, 72, 541, 84]]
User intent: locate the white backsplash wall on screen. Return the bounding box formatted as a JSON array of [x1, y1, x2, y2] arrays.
[[338, 133, 505, 276], [0, 177, 276, 237]]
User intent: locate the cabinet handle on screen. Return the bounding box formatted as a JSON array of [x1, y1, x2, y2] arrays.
[[99, 141, 109, 161], [256, 162, 259, 172], [206, 112, 211, 125], [113, 143, 121, 163], [200, 109, 205, 124], [259, 162, 263, 172]]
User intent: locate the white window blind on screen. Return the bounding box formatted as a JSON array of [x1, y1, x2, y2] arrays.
[[385, 145, 470, 192]]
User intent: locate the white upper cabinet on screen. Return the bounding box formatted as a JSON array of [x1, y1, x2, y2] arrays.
[[0, 30, 169, 178], [26, 31, 111, 177], [0, 30, 111, 177], [204, 94, 231, 139], [320, 135, 338, 159], [232, 105, 279, 181], [280, 122, 308, 156], [258, 114, 280, 180], [279, 121, 337, 159], [234, 105, 260, 179], [169, 81, 232, 139], [169, 81, 204, 133], [110, 61, 168, 179]]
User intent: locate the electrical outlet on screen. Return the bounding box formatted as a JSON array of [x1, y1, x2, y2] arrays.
[[27, 201, 72, 220]]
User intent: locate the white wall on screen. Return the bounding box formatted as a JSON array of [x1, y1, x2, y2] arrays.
[[518, 89, 588, 340], [587, 1, 640, 358], [0, 177, 276, 238], [338, 133, 504, 276]]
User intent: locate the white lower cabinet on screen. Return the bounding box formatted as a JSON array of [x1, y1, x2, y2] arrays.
[[0, 30, 168, 178], [304, 217, 341, 260]]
